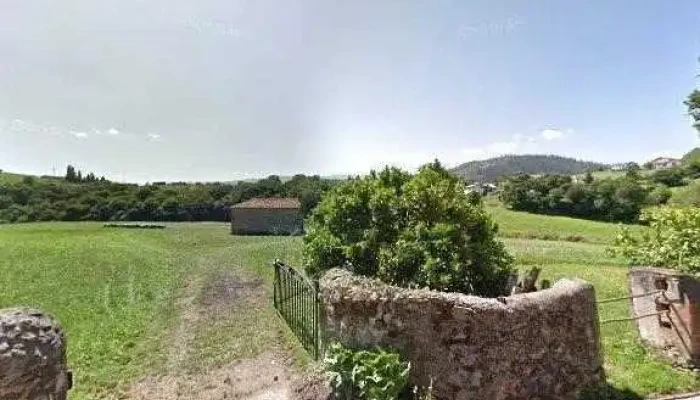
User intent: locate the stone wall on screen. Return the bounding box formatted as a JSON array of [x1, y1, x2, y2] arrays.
[[629, 267, 700, 365], [0, 308, 71, 400], [231, 208, 303, 235], [320, 269, 604, 400]]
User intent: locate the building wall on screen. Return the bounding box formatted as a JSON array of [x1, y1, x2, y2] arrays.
[[320, 269, 604, 400], [231, 208, 303, 235], [651, 160, 682, 169]]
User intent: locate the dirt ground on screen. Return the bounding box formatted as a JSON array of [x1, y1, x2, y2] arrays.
[[128, 351, 296, 400], [126, 268, 303, 400]]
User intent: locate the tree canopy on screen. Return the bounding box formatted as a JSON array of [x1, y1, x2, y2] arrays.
[[686, 89, 700, 133], [0, 170, 339, 224], [499, 173, 654, 223]]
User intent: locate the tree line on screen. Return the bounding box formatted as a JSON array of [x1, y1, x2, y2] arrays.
[[0, 166, 341, 223], [498, 172, 662, 223]]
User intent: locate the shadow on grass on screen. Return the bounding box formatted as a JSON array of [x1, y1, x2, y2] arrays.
[[580, 384, 644, 400]]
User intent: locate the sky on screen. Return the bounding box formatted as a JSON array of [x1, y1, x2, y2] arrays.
[[0, 1, 699, 183]]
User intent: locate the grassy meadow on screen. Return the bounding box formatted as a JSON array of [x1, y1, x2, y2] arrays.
[[1, 205, 699, 398], [586, 169, 654, 180], [0, 223, 304, 399]]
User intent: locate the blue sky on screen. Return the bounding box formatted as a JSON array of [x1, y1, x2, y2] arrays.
[[0, 1, 699, 182]]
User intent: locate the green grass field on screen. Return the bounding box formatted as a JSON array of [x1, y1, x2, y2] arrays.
[[0, 209, 698, 398], [586, 169, 654, 180], [0, 223, 304, 399]]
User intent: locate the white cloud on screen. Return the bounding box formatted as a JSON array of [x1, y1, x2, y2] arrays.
[[69, 130, 88, 138], [540, 129, 564, 141], [9, 119, 46, 133], [107, 127, 120, 136], [147, 133, 162, 141], [458, 136, 521, 162], [527, 136, 536, 143]]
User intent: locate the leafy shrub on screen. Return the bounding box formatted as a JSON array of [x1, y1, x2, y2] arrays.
[[647, 185, 672, 206], [610, 207, 700, 273], [649, 167, 686, 187], [303, 162, 514, 296], [325, 343, 410, 400]]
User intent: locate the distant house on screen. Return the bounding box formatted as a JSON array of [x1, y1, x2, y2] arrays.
[[465, 183, 497, 196], [610, 162, 633, 171], [230, 197, 303, 235], [648, 157, 682, 170]]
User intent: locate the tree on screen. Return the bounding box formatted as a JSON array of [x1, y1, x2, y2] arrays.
[[685, 89, 700, 133], [65, 165, 77, 182], [583, 172, 594, 184], [303, 162, 514, 296]]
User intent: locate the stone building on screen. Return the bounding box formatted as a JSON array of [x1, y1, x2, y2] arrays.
[[230, 197, 303, 235]]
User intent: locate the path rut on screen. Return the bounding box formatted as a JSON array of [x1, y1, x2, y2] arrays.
[[126, 260, 297, 400]]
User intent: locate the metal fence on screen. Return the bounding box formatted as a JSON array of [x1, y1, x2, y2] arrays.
[[597, 289, 667, 325], [273, 260, 323, 360]]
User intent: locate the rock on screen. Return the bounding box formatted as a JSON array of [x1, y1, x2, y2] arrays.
[[0, 308, 71, 400]]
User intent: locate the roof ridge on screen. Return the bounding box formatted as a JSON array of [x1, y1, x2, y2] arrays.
[[231, 197, 301, 209]]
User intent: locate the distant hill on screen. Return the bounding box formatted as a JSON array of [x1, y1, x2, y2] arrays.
[[450, 154, 606, 182]]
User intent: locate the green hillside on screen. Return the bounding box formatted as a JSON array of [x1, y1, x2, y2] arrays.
[[450, 154, 606, 182]]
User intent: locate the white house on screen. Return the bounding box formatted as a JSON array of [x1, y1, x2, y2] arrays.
[[465, 183, 497, 196], [610, 162, 632, 171], [648, 157, 682, 170]]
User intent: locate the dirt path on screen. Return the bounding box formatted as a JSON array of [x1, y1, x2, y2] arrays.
[[126, 261, 300, 400]]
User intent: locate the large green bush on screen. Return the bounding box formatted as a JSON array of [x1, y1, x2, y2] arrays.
[[303, 162, 514, 296], [611, 207, 700, 274]]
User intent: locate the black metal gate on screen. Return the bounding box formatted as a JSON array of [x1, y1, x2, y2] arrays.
[[273, 260, 323, 360]]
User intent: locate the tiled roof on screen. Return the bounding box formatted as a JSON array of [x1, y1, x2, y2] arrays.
[[231, 197, 301, 209]]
